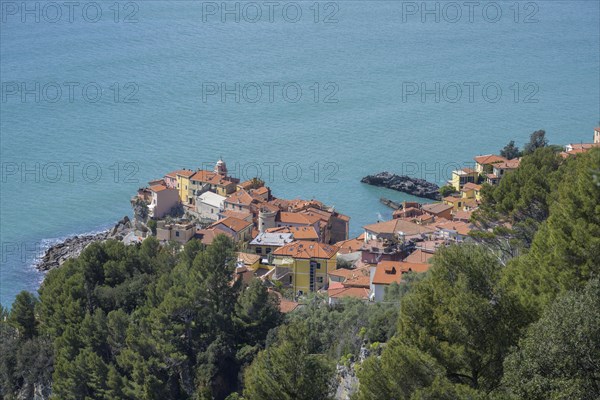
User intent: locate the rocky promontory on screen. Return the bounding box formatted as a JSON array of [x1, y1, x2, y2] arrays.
[[36, 216, 133, 271], [361, 172, 441, 200]]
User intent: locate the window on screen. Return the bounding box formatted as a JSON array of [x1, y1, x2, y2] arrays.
[[256, 247, 262, 254], [266, 248, 271, 254], [175, 231, 180, 237], [317, 276, 323, 283]]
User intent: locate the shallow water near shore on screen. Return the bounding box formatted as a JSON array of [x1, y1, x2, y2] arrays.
[[1, 1, 599, 306]]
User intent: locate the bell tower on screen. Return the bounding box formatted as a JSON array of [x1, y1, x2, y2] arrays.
[[214, 157, 227, 176]]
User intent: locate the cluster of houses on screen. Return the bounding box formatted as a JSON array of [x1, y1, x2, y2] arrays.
[[131, 127, 600, 309]]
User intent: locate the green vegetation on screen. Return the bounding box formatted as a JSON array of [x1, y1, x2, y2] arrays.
[[500, 140, 520, 160], [1, 148, 598, 399], [438, 185, 456, 197]]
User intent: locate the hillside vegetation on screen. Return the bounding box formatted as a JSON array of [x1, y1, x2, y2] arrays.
[[1, 148, 598, 400]]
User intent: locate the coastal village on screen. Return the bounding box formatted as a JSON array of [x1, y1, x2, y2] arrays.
[[129, 127, 600, 310]]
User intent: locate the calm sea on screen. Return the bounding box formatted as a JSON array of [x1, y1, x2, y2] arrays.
[[1, 0, 598, 306]]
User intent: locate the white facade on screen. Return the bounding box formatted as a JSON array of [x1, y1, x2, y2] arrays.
[[196, 192, 226, 222]]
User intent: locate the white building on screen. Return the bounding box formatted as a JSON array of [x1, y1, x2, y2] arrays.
[[196, 191, 226, 222]]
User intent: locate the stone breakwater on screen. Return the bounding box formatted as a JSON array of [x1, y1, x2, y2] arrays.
[[361, 172, 441, 200], [36, 216, 132, 272]]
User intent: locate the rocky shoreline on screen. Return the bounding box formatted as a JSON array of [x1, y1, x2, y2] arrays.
[[36, 216, 133, 272], [361, 172, 441, 200]]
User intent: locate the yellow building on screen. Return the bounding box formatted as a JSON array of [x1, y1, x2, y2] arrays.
[[175, 170, 195, 204], [461, 182, 482, 201], [272, 241, 339, 295], [450, 168, 478, 191], [443, 195, 464, 211]]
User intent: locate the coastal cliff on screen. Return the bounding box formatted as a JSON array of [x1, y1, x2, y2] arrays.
[[36, 216, 133, 271], [361, 172, 441, 200]]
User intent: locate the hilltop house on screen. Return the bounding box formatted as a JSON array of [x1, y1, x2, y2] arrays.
[[492, 159, 521, 179], [473, 154, 507, 174]]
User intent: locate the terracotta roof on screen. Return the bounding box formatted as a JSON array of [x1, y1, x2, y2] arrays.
[[273, 240, 339, 259], [566, 143, 600, 151], [196, 228, 231, 245], [443, 196, 461, 203], [461, 183, 482, 191], [225, 189, 257, 206], [372, 261, 402, 285], [220, 209, 252, 221], [474, 154, 507, 165], [191, 170, 234, 186], [373, 260, 430, 285], [266, 225, 319, 240], [334, 237, 365, 254], [174, 169, 195, 178], [210, 216, 253, 233], [453, 209, 473, 222], [328, 266, 370, 282], [486, 173, 499, 179], [165, 171, 178, 178], [237, 252, 261, 266], [148, 184, 169, 193], [253, 186, 269, 195], [403, 249, 434, 264], [363, 219, 435, 236], [494, 159, 521, 170], [421, 203, 453, 215], [435, 220, 473, 236], [270, 290, 300, 313], [279, 212, 320, 225], [328, 282, 369, 300]]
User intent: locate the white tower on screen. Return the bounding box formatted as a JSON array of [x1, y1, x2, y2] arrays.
[[214, 157, 227, 176], [258, 209, 277, 233]]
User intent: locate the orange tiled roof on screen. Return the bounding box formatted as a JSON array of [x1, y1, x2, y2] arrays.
[[494, 159, 521, 170], [372, 261, 403, 285], [267, 225, 319, 240], [363, 219, 435, 236], [225, 189, 257, 206], [191, 170, 234, 186], [421, 203, 453, 215], [443, 196, 461, 203], [474, 154, 507, 165], [435, 220, 473, 236], [373, 260, 430, 285], [279, 212, 320, 225], [566, 143, 600, 151], [148, 184, 169, 193], [273, 240, 339, 259], [403, 249, 434, 264], [174, 169, 195, 178], [328, 283, 369, 300], [237, 252, 261, 266], [335, 237, 365, 254], [453, 209, 474, 222], [221, 209, 252, 221], [210, 216, 253, 233], [461, 182, 482, 191], [328, 265, 370, 283]]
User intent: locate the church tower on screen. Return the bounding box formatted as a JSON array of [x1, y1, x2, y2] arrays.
[[214, 157, 227, 176]]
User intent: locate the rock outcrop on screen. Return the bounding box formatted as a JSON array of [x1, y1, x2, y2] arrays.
[[36, 216, 132, 271], [361, 172, 441, 200]]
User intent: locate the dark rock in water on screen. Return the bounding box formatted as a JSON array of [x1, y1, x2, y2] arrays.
[[361, 172, 441, 200], [36, 216, 133, 272]]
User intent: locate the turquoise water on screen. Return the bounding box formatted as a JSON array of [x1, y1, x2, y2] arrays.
[[1, 1, 598, 306]]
